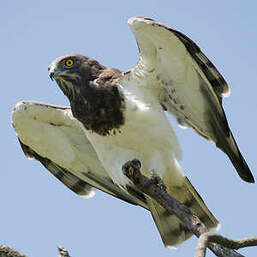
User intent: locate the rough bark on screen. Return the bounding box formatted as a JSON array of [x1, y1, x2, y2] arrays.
[[0, 245, 71, 257], [122, 159, 257, 257], [1, 159, 256, 257]]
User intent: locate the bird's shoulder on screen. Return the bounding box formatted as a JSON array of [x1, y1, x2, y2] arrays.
[[95, 68, 122, 88]]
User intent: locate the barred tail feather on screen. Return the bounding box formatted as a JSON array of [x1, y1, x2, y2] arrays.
[[148, 162, 219, 247]]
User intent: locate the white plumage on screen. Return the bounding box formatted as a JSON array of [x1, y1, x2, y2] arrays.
[[84, 74, 183, 188]]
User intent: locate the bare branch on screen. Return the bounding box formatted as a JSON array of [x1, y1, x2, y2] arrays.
[[58, 246, 71, 257], [1, 159, 256, 257], [195, 232, 257, 257], [122, 159, 257, 257], [0, 245, 72, 257], [0, 245, 27, 257]]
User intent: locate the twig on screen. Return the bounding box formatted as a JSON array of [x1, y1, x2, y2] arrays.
[[195, 232, 257, 257], [0, 245, 27, 257], [122, 159, 257, 257], [0, 245, 71, 257], [58, 246, 71, 257]]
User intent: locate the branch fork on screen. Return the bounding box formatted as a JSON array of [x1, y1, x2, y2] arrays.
[[0, 159, 256, 257], [122, 159, 257, 257]]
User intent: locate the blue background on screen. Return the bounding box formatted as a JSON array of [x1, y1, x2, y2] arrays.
[[2, 1, 257, 256]]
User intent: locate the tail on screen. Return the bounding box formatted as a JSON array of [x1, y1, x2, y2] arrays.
[[215, 131, 254, 183], [147, 161, 219, 247]]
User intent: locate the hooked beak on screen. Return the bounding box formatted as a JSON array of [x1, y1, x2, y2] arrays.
[[49, 71, 55, 81], [49, 69, 62, 81]]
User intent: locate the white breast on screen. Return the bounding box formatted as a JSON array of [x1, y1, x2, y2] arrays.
[[83, 76, 183, 187]]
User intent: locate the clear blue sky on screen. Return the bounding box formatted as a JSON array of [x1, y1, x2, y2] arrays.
[[2, 1, 257, 256]]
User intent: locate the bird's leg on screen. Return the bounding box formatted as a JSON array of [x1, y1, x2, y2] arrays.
[[122, 159, 166, 191]]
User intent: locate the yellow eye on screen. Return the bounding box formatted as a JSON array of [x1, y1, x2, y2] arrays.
[[65, 59, 74, 67]]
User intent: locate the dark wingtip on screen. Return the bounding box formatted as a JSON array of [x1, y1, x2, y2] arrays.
[[215, 131, 254, 184], [235, 151, 255, 183], [229, 153, 255, 184], [240, 170, 255, 183], [231, 153, 255, 184], [247, 178, 255, 183]]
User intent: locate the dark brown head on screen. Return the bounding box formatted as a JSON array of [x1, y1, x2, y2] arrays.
[[48, 54, 125, 136], [48, 54, 105, 100]]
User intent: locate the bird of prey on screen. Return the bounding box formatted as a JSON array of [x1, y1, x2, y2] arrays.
[[12, 100, 216, 247], [13, 17, 253, 247]]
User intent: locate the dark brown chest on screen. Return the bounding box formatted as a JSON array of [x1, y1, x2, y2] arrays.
[[71, 84, 125, 136]]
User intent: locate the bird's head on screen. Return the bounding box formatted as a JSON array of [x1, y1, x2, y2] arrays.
[[48, 54, 104, 99]]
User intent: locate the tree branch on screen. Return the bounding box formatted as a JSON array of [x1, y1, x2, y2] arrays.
[[122, 159, 257, 257], [1, 159, 256, 257], [195, 232, 257, 257], [58, 246, 71, 257], [0, 245, 72, 257], [0, 245, 27, 257]]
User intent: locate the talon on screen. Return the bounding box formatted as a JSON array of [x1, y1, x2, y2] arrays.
[[128, 166, 134, 176], [122, 159, 142, 184], [160, 183, 167, 192], [150, 175, 167, 191], [131, 159, 141, 169]]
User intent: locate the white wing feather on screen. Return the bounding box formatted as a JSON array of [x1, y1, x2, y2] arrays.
[[11, 101, 147, 206], [128, 17, 228, 138]]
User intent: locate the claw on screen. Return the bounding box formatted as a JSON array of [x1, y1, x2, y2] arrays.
[[150, 175, 167, 192], [122, 159, 142, 183]]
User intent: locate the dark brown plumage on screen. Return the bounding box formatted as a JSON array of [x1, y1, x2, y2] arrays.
[[18, 139, 93, 196], [49, 54, 125, 136]]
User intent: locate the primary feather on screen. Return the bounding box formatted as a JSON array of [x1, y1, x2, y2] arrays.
[[128, 17, 253, 183]]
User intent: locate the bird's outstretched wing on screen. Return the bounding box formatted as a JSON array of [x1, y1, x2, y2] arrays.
[[126, 17, 254, 183], [12, 101, 219, 247], [11, 101, 147, 207]]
